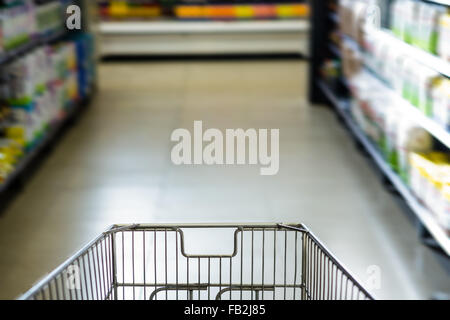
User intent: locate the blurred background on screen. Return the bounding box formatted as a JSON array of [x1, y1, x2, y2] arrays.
[[0, 0, 449, 300]]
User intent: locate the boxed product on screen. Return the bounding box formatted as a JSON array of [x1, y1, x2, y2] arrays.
[[397, 119, 433, 182], [432, 78, 450, 130], [438, 12, 450, 61], [409, 152, 450, 231], [415, 3, 445, 54], [402, 0, 420, 44], [417, 66, 439, 116]]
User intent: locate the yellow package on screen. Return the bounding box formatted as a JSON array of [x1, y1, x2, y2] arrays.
[[276, 5, 296, 18], [109, 1, 128, 18], [235, 6, 254, 19], [5, 127, 27, 148], [175, 6, 204, 18]]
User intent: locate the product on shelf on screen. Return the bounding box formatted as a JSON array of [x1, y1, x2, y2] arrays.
[[0, 33, 95, 184], [174, 3, 309, 20], [390, 0, 450, 58], [338, 0, 373, 45], [315, 0, 450, 240], [433, 78, 450, 129], [35, 0, 65, 36], [97, 0, 309, 20], [0, 0, 36, 52], [0, 0, 69, 53], [410, 152, 450, 231], [104, 0, 162, 18], [361, 29, 450, 132], [0, 41, 79, 150], [348, 70, 434, 181], [341, 39, 363, 79], [438, 12, 450, 61]]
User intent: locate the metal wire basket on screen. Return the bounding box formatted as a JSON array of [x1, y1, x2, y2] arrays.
[[19, 224, 374, 300]]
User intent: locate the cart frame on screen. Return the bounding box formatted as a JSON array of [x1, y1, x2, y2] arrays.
[[19, 223, 375, 300]]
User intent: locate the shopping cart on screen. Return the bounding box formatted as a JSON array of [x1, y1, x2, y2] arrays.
[[19, 224, 374, 300]]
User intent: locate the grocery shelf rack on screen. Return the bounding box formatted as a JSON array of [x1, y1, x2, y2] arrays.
[[0, 94, 93, 196], [309, 0, 450, 255], [317, 79, 450, 256], [96, 0, 311, 56], [0, 29, 67, 66], [0, 0, 98, 205], [364, 26, 450, 78], [424, 0, 450, 6], [99, 20, 310, 56]]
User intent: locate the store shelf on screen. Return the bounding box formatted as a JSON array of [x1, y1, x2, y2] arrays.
[[100, 20, 309, 35], [100, 20, 310, 56], [362, 67, 450, 149], [0, 93, 93, 195], [423, 0, 450, 5], [0, 29, 68, 65], [317, 79, 450, 256], [365, 27, 450, 78]]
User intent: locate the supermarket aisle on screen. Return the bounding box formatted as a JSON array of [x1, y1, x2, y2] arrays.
[[0, 60, 449, 299]]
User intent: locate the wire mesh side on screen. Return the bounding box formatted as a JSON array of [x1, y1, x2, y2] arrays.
[[112, 226, 305, 300], [303, 232, 372, 300], [20, 224, 374, 301], [22, 233, 114, 300]]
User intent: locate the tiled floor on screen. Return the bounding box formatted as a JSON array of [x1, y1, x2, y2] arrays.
[[0, 60, 449, 299]]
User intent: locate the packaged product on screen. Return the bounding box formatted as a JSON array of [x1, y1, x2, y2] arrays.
[[352, 1, 370, 43], [369, 96, 389, 148], [437, 12, 450, 61], [391, 0, 406, 38], [397, 119, 433, 182], [432, 78, 450, 129], [386, 50, 408, 95], [410, 152, 450, 231], [401, 58, 420, 105], [385, 106, 403, 169], [417, 66, 439, 116], [403, 0, 420, 43], [439, 177, 450, 231], [416, 3, 445, 54], [0, 0, 36, 51], [338, 0, 352, 37], [35, 0, 63, 35]]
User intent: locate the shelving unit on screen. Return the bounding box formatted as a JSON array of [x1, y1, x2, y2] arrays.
[[362, 66, 450, 148], [309, 0, 450, 255], [317, 79, 450, 256], [0, 29, 67, 65], [0, 95, 92, 195], [99, 20, 310, 56], [0, 0, 97, 199], [364, 27, 450, 78], [424, 0, 450, 5]]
